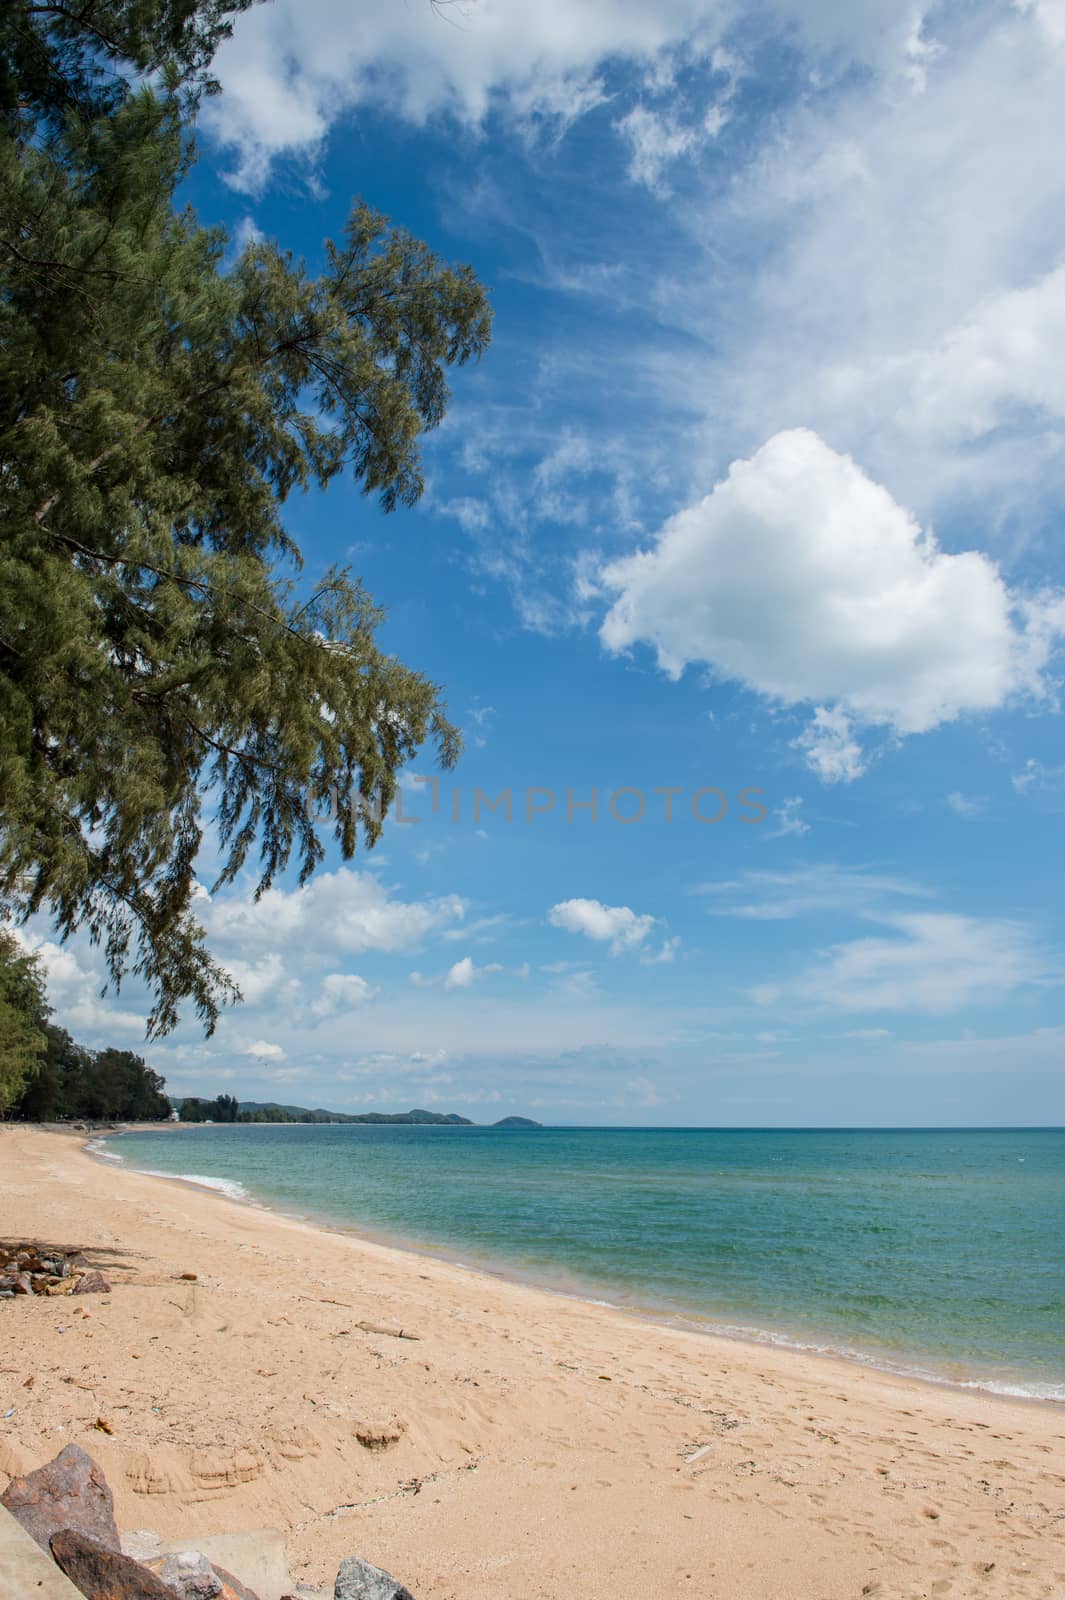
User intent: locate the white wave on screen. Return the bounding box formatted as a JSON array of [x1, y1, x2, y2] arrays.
[[140, 1169, 249, 1202], [85, 1138, 123, 1163], [683, 1317, 1064, 1404]]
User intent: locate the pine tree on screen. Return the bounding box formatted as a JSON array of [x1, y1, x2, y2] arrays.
[[0, 928, 47, 1112], [0, 3, 491, 1035]]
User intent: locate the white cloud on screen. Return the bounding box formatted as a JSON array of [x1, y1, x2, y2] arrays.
[[689, 0, 1065, 515], [444, 956, 477, 991], [752, 912, 1053, 1014], [15, 934, 148, 1038], [904, 261, 1065, 442], [1012, 758, 1065, 804], [695, 864, 931, 920], [203, 867, 467, 955], [599, 430, 1065, 778], [766, 796, 810, 838], [794, 707, 867, 786], [310, 973, 378, 1017], [240, 1039, 286, 1060], [617, 106, 704, 195], [443, 955, 509, 991], [945, 790, 987, 818], [549, 897, 659, 954], [641, 936, 681, 966], [220, 952, 285, 1005], [204, 0, 949, 189]]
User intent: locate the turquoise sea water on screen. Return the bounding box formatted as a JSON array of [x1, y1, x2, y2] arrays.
[[103, 1124, 1065, 1400]]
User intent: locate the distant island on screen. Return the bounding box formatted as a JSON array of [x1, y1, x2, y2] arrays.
[[171, 1096, 541, 1128]]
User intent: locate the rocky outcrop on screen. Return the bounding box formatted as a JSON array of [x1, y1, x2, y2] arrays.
[[333, 1556, 416, 1600], [1, 1445, 120, 1555]]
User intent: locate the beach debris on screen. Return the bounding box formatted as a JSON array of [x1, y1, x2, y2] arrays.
[[178, 1273, 198, 1282], [354, 1322, 419, 1341], [333, 1555, 417, 1600], [1, 1442, 120, 1554], [0, 1242, 108, 1298], [50, 1528, 177, 1598]]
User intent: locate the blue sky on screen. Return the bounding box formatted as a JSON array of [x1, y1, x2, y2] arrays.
[[27, 0, 1065, 1123]]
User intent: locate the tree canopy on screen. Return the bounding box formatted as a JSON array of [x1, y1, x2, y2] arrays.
[[0, 1, 491, 1036], [0, 926, 47, 1111], [0, 930, 172, 1118]]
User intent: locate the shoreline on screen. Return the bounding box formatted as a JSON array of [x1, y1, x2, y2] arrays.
[[94, 1125, 1065, 1412], [3, 1123, 1064, 1598]]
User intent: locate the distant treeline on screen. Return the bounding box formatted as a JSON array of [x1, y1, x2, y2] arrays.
[[175, 1097, 475, 1125]]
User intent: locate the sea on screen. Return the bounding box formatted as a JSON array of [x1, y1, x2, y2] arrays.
[[100, 1123, 1065, 1402]]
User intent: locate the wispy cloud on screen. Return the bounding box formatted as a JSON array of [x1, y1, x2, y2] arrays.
[[692, 864, 931, 921], [751, 913, 1055, 1015]]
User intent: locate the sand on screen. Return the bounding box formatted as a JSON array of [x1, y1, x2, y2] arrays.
[[0, 1125, 1063, 1599]]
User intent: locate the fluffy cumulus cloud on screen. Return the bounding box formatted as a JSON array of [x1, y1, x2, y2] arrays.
[[240, 1038, 286, 1060], [202, 867, 466, 956], [599, 430, 1065, 779], [752, 912, 1052, 1014], [310, 973, 378, 1017], [549, 897, 657, 953], [204, 0, 948, 188]]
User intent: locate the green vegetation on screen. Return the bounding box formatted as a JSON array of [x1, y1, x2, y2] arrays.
[[0, 927, 47, 1113], [0, 931, 169, 1118], [1, 0, 490, 1038], [178, 1092, 239, 1122]]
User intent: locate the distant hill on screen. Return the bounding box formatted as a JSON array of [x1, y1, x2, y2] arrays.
[[491, 1116, 543, 1129], [172, 1098, 474, 1126]]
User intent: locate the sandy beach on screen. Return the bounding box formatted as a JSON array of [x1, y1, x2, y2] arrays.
[[1, 1125, 1063, 1599]]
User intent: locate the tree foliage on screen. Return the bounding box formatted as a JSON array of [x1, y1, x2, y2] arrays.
[[0, 927, 47, 1111], [0, 2, 491, 1036], [10, 1021, 171, 1119], [178, 1091, 237, 1121]]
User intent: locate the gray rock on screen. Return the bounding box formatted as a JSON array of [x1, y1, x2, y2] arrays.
[[157, 1551, 224, 1599], [1, 1443, 119, 1554], [333, 1557, 416, 1600]]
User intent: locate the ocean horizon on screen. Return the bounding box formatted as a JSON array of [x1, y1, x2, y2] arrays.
[[103, 1122, 1065, 1404]]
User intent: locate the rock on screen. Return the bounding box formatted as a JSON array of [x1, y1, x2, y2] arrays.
[[13, 1273, 34, 1295], [122, 1532, 165, 1565], [1, 1443, 120, 1555], [151, 1551, 262, 1600], [156, 1551, 223, 1599], [333, 1557, 416, 1600], [50, 1529, 177, 1598], [73, 1272, 112, 1295]]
